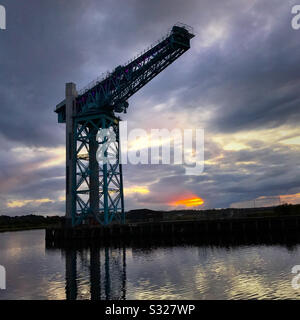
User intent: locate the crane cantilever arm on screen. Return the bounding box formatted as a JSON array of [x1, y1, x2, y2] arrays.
[[55, 24, 194, 122]]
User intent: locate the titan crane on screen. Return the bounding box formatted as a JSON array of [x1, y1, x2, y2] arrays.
[[55, 23, 195, 227]]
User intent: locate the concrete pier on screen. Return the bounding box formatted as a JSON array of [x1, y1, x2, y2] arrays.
[[46, 215, 300, 246]]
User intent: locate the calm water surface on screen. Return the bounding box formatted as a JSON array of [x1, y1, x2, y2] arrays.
[[0, 229, 300, 300]]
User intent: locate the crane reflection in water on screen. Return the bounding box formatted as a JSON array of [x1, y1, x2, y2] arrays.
[[62, 246, 126, 300]]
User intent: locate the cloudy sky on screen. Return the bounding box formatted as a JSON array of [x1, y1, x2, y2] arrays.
[[0, 0, 300, 216]]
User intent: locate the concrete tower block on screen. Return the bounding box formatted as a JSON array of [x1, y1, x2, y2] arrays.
[[65, 83, 77, 225]]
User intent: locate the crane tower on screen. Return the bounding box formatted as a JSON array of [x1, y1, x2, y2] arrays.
[[55, 23, 195, 227]]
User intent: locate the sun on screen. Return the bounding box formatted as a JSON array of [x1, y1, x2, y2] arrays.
[[169, 197, 204, 207]]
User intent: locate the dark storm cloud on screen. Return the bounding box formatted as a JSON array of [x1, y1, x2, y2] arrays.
[[0, 0, 87, 146], [125, 0, 300, 133], [1, 0, 298, 145], [0, 0, 200, 146]]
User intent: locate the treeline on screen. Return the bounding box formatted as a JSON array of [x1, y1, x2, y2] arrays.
[[0, 215, 62, 231], [126, 204, 300, 222], [1, 204, 300, 231]]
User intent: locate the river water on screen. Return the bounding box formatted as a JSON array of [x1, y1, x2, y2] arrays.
[[0, 229, 300, 300]]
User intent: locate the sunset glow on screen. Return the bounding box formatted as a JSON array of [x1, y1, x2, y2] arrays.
[[7, 198, 53, 208], [170, 197, 204, 207], [124, 186, 150, 195]]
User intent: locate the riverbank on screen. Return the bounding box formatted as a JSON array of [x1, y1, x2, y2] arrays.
[[2, 204, 300, 233], [0, 215, 61, 233], [0, 225, 49, 233]]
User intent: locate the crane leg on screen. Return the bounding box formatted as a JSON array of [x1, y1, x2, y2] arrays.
[[72, 113, 125, 226]]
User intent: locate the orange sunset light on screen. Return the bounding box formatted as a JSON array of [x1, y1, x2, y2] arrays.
[[170, 197, 204, 207]]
